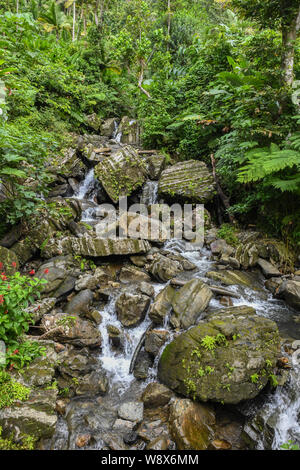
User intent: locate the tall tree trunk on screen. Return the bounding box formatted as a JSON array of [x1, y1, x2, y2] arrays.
[[72, 1, 76, 42], [281, 6, 300, 86]]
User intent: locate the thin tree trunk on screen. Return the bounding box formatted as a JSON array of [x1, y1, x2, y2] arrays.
[[281, 6, 300, 86], [210, 153, 236, 224], [167, 0, 171, 36], [138, 60, 151, 98], [72, 1, 76, 42]]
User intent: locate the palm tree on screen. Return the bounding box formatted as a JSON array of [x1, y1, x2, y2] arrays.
[[38, 1, 71, 39]]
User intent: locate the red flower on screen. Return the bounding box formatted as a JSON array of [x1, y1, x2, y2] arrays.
[[44, 268, 49, 274], [29, 269, 35, 276], [12, 349, 19, 355], [11, 262, 17, 268], [1, 274, 7, 281], [0, 262, 3, 269]]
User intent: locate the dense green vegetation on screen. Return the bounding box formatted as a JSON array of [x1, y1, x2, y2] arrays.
[[0, 0, 300, 247]]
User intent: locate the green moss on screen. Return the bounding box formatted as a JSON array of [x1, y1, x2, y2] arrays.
[[0, 371, 31, 409], [0, 426, 36, 450]]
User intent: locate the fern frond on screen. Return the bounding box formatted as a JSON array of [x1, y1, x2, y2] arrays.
[[270, 174, 300, 192]]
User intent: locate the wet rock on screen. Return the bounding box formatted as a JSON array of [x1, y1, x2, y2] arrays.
[[0, 389, 57, 441], [158, 306, 280, 404], [75, 370, 109, 396], [147, 253, 185, 282], [158, 160, 215, 203], [0, 246, 19, 274], [206, 270, 260, 289], [94, 146, 147, 203], [119, 266, 151, 284], [42, 235, 151, 258], [41, 313, 101, 348], [141, 383, 173, 408], [123, 430, 138, 445], [107, 324, 124, 349], [146, 436, 170, 450], [265, 277, 282, 295], [100, 118, 117, 137], [116, 292, 150, 327], [118, 402, 144, 423], [65, 289, 94, 316], [169, 398, 215, 450], [13, 341, 58, 388], [145, 154, 166, 180], [149, 285, 175, 325], [49, 148, 86, 180], [26, 297, 56, 323], [145, 329, 170, 356], [35, 256, 78, 297], [210, 439, 231, 450], [75, 433, 92, 448], [138, 282, 155, 297], [133, 351, 153, 380], [170, 279, 213, 329], [117, 116, 139, 145], [0, 224, 22, 248], [235, 243, 259, 269], [276, 280, 300, 310], [130, 255, 147, 267], [56, 399, 68, 416], [211, 239, 234, 256], [257, 258, 281, 278]]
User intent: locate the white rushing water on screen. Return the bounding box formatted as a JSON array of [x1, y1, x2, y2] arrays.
[[75, 168, 95, 200], [73, 170, 300, 448]]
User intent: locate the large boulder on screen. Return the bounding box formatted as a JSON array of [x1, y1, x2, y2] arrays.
[[170, 279, 213, 329], [48, 148, 86, 180], [94, 146, 147, 203], [276, 280, 300, 311], [41, 235, 151, 259], [206, 270, 261, 289], [144, 154, 165, 180], [158, 160, 215, 203], [115, 292, 150, 327], [147, 252, 195, 282], [41, 313, 101, 348], [0, 389, 57, 441], [65, 289, 94, 316], [158, 306, 280, 404], [149, 285, 176, 325], [235, 243, 259, 269], [169, 398, 215, 450], [257, 258, 281, 279]]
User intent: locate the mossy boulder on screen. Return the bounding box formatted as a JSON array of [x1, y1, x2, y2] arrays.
[[41, 235, 151, 258], [206, 270, 261, 289], [158, 160, 215, 203], [0, 246, 19, 275], [158, 306, 280, 404], [94, 146, 147, 203]]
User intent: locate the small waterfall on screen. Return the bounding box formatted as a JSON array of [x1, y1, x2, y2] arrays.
[[75, 168, 95, 200], [140, 180, 159, 205], [112, 120, 122, 143]]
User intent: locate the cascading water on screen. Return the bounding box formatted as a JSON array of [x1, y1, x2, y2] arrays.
[[53, 170, 300, 450], [112, 120, 122, 144], [140, 181, 159, 205]]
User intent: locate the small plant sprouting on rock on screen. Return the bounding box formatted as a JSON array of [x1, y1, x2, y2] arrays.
[[201, 333, 228, 351]]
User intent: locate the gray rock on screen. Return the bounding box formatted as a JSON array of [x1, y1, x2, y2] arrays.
[[171, 279, 213, 329], [145, 329, 170, 356], [158, 306, 280, 404], [116, 292, 150, 327], [277, 280, 300, 311], [211, 239, 234, 256], [149, 285, 175, 325], [65, 289, 94, 316], [141, 383, 173, 408], [118, 401, 144, 423], [158, 160, 215, 203], [257, 258, 281, 278]]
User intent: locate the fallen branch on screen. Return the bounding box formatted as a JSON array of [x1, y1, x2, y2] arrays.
[[210, 153, 237, 224], [129, 323, 153, 374]]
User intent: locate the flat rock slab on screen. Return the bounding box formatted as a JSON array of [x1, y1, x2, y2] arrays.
[[257, 258, 281, 278], [158, 160, 215, 203], [42, 236, 151, 258]]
